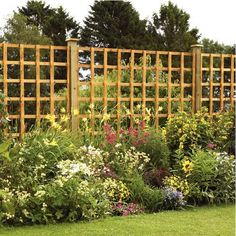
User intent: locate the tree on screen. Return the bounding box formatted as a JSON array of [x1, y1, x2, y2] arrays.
[[80, 0, 151, 49], [150, 1, 200, 51], [2, 12, 51, 44], [201, 38, 232, 54], [18, 0, 80, 45]]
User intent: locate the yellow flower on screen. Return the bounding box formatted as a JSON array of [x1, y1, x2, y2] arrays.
[[158, 106, 163, 112], [89, 103, 94, 109], [45, 114, 56, 123], [51, 122, 62, 130], [82, 118, 88, 123], [179, 142, 184, 150], [182, 159, 193, 173], [73, 109, 79, 116], [136, 104, 141, 110], [49, 138, 58, 146], [60, 107, 66, 113], [102, 113, 111, 122], [60, 115, 69, 123]]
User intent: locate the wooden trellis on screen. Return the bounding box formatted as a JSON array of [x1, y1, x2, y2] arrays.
[[0, 40, 235, 138]]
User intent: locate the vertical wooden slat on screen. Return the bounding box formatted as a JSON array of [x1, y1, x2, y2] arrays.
[[209, 54, 213, 115], [36, 45, 40, 126], [154, 52, 160, 129], [117, 49, 121, 134], [50, 46, 54, 115], [20, 45, 25, 138], [2, 44, 8, 135], [230, 54, 235, 109], [103, 48, 108, 114], [220, 54, 224, 111], [167, 52, 172, 116], [142, 51, 147, 119], [90, 47, 95, 135], [2, 44, 7, 111], [130, 50, 134, 127], [180, 53, 184, 111]]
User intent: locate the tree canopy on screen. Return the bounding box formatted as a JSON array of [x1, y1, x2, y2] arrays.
[[18, 0, 80, 45], [80, 0, 151, 49], [2, 12, 51, 44], [149, 1, 200, 51]]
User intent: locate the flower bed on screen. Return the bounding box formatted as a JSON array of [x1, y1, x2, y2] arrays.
[[0, 104, 235, 225]]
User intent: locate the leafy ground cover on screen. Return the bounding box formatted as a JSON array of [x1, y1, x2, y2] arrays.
[[0, 204, 234, 236]]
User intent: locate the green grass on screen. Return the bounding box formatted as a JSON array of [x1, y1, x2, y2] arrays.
[[0, 204, 235, 236]]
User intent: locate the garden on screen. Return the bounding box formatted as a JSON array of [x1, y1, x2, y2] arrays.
[[0, 87, 235, 229]]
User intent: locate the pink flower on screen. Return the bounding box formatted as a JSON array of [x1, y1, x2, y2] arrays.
[[207, 143, 215, 149]]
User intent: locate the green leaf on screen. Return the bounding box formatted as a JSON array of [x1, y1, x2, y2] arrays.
[[0, 139, 11, 154]]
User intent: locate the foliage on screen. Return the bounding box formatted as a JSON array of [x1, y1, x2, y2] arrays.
[[162, 187, 186, 210], [201, 38, 232, 54], [125, 175, 164, 212], [211, 111, 235, 153], [164, 108, 213, 158], [0, 92, 9, 142], [149, 1, 200, 51], [144, 168, 170, 187], [173, 149, 235, 204], [80, 0, 150, 50], [3, 12, 51, 44], [165, 108, 235, 159], [18, 0, 80, 45], [136, 128, 170, 169], [112, 202, 144, 216]]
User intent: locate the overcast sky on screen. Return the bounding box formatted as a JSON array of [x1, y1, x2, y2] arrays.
[[0, 0, 235, 46]]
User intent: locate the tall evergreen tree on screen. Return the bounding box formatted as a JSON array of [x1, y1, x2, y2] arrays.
[[19, 0, 80, 45], [80, 0, 151, 49], [150, 1, 200, 51]]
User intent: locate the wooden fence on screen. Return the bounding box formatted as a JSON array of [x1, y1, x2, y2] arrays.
[[0, 39, 235, 137]]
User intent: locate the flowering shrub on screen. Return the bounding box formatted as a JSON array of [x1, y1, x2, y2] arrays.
[[107, 145, 150, 177], [165, 108, 213, 158], [172, 149, 235, 204], [112, 202, 144, 216], [163, 175, 190, 198], [163, 187, 186, 210]]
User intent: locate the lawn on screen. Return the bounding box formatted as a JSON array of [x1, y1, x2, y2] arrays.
[[0, 204, 234, 236]]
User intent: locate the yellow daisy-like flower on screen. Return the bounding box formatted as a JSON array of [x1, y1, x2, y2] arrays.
[[102, 113, 110, 122], [60, 115, 69, 123], [60, 107, 66, 113], [45, 114, 56, 123], [51, 122, 62, 130], [182, 159, 193, 173], [73, 109, 79, 116]]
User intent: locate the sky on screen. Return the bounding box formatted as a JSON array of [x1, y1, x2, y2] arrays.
[[0, 0, 235, 46]]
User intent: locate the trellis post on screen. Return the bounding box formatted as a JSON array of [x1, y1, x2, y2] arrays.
[[191, 44, 203, 112], [66, 38, 79, 132]]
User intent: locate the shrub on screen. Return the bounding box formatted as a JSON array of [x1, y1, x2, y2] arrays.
[[162, 187, 186, 210], [143, 168, 170, 187], [211, 111, 235, 154], [136, 128, 170, 169], [164, 108, 212, 157], [172, 149, 235, 205], [125, 175, 164, 212]]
